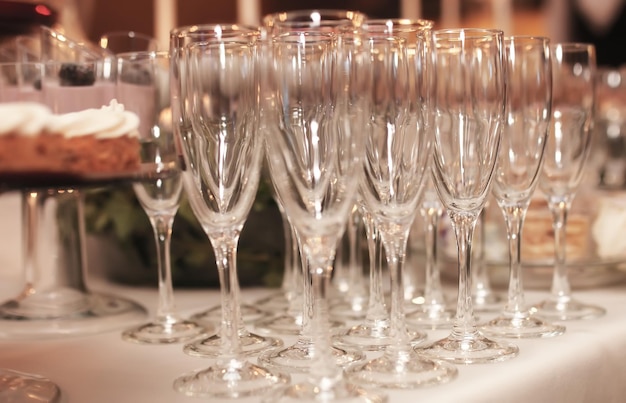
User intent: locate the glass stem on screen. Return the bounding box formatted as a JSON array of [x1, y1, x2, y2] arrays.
[[211, 233, 243, 359], [149, 213, 177, 322], [449, 211, 479, 339], [347, 207, 365, 298], [423, 202, 445, 307], [279, 209, 294, 296], [380, 228, 411, 353], [285, 224, 303, 317], [300, 245, 315, 342], [472, 210, 492, 299], [21, 191, 38, 296], [307, 253, 342, 390], [501, 204, 528, 316], [548, 200, 571, 302], [363, 212, 387, 322]]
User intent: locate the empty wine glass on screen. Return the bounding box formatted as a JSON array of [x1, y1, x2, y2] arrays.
[[480, 36, 565, 338], [169, 24, 279, 356], [172, 37, 289, 398], [533, 43, 606, 321], [262, 8, 369, 322], [261, 31, 385, 403], [334, 18, 438, 353], [343, 31, 457, 389], [116, 51, 209, 344], [168, 23, 271, 328], [257, 13, 370, 372], [418, 28, 519, 364]]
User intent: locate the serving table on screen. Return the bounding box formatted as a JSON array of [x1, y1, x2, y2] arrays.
[[0, 194, 625, 403]]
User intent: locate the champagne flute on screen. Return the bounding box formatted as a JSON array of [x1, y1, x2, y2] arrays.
[[262, 31, 385, 402], [117, 51, 209, 344], [344, 32, 457, 389], [334, 18, 438, 352], [533, 43, 605, 321], [418, 28, 519, 364], [172, 37, 289, 398], [169, 24, 282, 357], [480, 36, 565, 338], [257, 12, 370, 371], [265, 9, 367, 305]]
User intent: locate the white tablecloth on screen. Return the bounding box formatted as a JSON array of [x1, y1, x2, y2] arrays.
[[0, 193, 625, 403]]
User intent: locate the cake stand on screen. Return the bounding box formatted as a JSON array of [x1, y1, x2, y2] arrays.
[[0, 175, 148, 338]]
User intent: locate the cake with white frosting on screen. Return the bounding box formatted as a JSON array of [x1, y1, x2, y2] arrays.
[[0, 100, 140, 176]]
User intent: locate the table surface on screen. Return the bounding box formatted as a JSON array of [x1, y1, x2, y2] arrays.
[[0, 194, 625, 403]]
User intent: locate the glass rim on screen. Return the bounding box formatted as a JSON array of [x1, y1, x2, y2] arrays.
[[262, 9, 367, 27], [115, 50, 169, 61], [185, 39, 254, 53], [170, 23, 259, 39], [361, 18, 434, 31], [504, 35, 549, 43], [550, 42, 595, 51], [433, 28, 503, 39], [272, 30, 336, 44], [40, 26, 112, 61]]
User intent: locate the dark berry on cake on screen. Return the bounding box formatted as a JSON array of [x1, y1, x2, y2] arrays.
[[59, 63, 96, 86]]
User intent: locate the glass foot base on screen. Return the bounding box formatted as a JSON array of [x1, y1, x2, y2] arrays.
[[418, 333, 519, 364], [333, 322, 426, 352], [0, 291, 147, 338], [472, 290, 504, 312], [330, 299, 369, 321], [262, 378, 387, 403], [255, 313, 344, 336], [345, 350, 458, 389], [189, 303, 268, 325], [480, 313, 566, 338], [258, 338, 366, 373], [183, 330, 283, 358], [533, 297, 606, 321], [174, 360, 289, 399], [255, 292, 292, 312], [0, 369, 60, 403], [405, 306, 455, 330], [122, 318, 211, 344], [254, 313, 304, 336]]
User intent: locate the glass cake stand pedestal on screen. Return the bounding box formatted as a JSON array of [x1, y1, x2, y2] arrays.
[[0, 179, 147, 338]]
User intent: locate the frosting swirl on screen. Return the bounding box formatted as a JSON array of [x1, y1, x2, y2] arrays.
[[0, 102, 52, 137], [0, 100, 139, 139], [47, 100, 140, 139]]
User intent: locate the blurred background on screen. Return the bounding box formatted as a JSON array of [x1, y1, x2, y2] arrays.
[[2, 0, 625, 66]]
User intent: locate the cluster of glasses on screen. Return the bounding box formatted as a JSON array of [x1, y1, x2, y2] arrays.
[[0, 7, 607, 403], [154, 8, 606, 403]]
